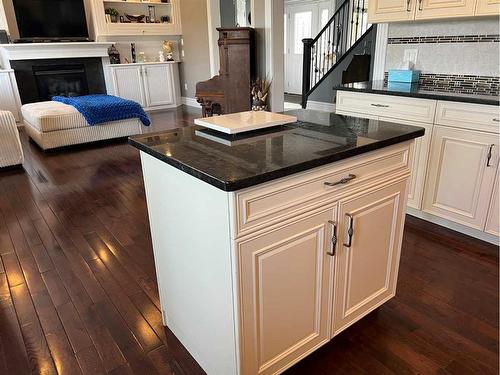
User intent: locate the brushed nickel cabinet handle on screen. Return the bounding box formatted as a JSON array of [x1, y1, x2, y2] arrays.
[[487, 144, 494, 167], [418, 0, 423, 10], [327, 220, 337, 256], [370, 103, 390, 108], [493, 118, 499, 122], [407, 0, 411, 11], [324, 174, 357, 187], [344, 214, 354, 248]]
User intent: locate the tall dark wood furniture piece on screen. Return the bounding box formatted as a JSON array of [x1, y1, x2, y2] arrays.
[[196, 27, 255, 117]]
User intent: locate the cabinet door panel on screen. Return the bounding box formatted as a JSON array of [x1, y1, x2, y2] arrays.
[[368, 0, 416, 22], [415, 0, 476, 19], [333, 180, 407, 335], [379, 116, 432, 210], [237, 207, 335, 375], [143, 64, 174, 108], [423, 126, 498, 229], [111, 66, 146, 107], [485, 166, 499, 236], [475, 0, 500, 15]]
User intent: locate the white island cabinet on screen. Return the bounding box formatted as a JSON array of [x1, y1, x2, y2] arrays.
[[138, 136, 416, 375]]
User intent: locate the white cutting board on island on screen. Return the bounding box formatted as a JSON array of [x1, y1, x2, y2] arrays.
[[194, 111, 298, 134]]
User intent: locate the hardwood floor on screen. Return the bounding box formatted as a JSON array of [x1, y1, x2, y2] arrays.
[[0, 106, 498, 375]]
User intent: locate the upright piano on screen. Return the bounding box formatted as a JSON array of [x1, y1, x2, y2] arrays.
[[196, 27, 255, 117]]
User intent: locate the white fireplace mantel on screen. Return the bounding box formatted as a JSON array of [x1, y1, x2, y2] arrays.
[[0, 42, 114, 68]]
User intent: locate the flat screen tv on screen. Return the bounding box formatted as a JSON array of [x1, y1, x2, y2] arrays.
[[13, 0, 89, 42]]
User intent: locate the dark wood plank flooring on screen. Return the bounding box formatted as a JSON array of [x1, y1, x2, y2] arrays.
[[0, 106, 498, 375]]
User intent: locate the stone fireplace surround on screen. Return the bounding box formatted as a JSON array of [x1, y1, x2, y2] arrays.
[[0, 42, 114, 106]]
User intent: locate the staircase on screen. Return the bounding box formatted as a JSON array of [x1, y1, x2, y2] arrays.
[[301, 0, 373, 108]]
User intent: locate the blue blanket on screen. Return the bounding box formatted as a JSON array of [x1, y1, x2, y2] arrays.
[[53, 94, 151, 126]]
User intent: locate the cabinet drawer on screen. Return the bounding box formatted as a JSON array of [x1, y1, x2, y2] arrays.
[[435, 101, 500, 133], [336, 91, 436, 124], [234, 143, 412, 237]]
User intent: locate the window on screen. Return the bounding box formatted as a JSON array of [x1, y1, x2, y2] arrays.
[[321, 8, 329, 28], [294, 11, 312, 54]]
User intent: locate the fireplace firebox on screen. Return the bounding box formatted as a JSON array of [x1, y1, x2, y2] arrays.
[[11, 57, 106, 104], [34, 64, 89, 100]]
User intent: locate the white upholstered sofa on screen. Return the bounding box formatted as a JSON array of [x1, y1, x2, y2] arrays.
[[0, 110, 24, 168], [22, 101, 143, 150]]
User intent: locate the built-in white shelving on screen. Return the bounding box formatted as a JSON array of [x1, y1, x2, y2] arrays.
[[90, 0, 181, 38]]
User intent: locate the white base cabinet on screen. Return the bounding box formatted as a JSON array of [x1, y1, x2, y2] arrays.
[[140, 141, 414, 375], [423, 125, 498, 230], [110, 62, 181, 111], [336, 90, 500, 244]]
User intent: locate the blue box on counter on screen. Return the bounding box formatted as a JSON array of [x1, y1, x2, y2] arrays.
[[388, 69, 420, 83], [387, 81, 417, 93]]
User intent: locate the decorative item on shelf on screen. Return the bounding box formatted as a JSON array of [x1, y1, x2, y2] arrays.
[[160, 0, 170, 3], [105, 8, 119, 23], [148, 6, 156, 22], [145, 16, 151, 23], [108, 44, 121, 64], [119, 16, 124, 23], [160, 15, 170, 23], [138, 51, 147, 63], [162, 40, 174, 61], [158, 51, 165, 62], [131, 43, 137, 63], [125, 14, 146, 23], [251, 77, 271, 111]]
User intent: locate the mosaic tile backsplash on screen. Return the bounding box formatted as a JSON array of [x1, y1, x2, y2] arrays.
[[384, 73, 500, 96]]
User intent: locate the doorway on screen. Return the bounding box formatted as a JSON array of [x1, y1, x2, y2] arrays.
[[284, 0, 335, 95]]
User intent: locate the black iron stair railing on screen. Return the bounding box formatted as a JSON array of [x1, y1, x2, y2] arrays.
[[301, 0, 371, 108]]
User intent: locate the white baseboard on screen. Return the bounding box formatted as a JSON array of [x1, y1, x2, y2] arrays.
[[284, 102, 301, 110], [307, 100, 335, 112], [284, 100, 336, 112], [184, 96, 335, 113], [407, 207, 499, 245], [182, 97, 201, 108]]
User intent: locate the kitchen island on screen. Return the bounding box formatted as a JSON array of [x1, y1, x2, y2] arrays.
[[129, 110, 425, 375]]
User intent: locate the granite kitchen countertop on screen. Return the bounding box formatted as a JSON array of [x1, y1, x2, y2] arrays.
[[335, 80, 499, 106], [129, 110, 425, 191]]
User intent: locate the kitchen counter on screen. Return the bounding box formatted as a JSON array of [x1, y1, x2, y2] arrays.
[[129, 109, 424, 191], [336, 80, 499, 106]]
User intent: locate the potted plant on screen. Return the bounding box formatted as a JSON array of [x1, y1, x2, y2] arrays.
[[251, 77, 272, 111], [105, 8, 119, 23]]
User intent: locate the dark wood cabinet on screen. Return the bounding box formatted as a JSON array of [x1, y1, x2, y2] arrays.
[[196, 27, 255, 117]]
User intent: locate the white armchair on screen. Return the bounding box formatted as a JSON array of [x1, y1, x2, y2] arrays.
[[0, 110, 23, 168]]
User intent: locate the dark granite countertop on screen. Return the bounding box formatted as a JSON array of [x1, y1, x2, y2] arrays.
[[336, 80, 499, 106], [129, 110, 425, 191]]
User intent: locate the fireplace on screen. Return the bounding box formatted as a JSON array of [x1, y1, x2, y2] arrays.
[[11, 57, 106, 104], [34, 64, 89, 101]]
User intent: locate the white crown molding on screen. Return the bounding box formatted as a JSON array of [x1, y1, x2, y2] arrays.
[[0, 42, 114, 68]]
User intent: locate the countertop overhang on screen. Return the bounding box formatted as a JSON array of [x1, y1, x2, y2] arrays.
[[130, 110, 425, 192], [335, 81, 499, 106]]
